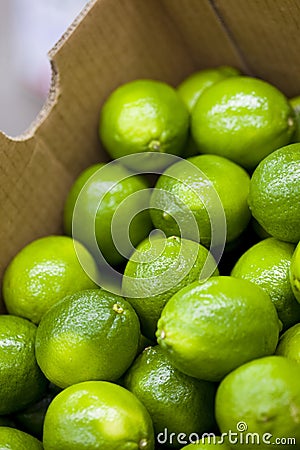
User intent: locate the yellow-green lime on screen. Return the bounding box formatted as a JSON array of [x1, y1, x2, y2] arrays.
[[276, 323, 300, 364], [215, 356, 300, 448], [0, 427, 43, 450], [248, 143, 300, 243], [177, 66, 240, 112], [181, 437, 231, 449], [191, 76, 295, 169], [290, 95, 300, 142], [290, 242, 300, 302], [2, 235, 98, 324], [122, 235, 218, 339], [99, 79, 189, 161], [64, 162, 153, 266], [43, 380, 154, 450], [178, 66, 240, 158], [150, 154, 251, 247], [231, 237, 300, 330], [156, 276, 281, 381], [124, 345, 216, 448], [0, 315, 47, 415], [35, 289, 140, 388]]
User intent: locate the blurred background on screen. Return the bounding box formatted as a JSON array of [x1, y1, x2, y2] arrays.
[[0, 0, 89, 137]]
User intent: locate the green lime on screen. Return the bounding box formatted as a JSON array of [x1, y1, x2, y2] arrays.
[[248, 143, 300, 243], [35, 289, 140, 388], [122, 235, 218, 339], [231, 237, 300, 330], [290, 242, 300, 303], [191, 76, 295, 169], [2, 235, 98, 324], [64, 162, 153, 266], [290, 96, 300, 142], [0, 315, 47, 415], [0, 427, 43, 449], [215, 356, 300, 448], [150, 154, 250, 247], [156, 276, 280, 381], [181, 437, 231, 449], [177, 66, 240, 112], [43, 380, 154, 450], [99, 79, 189, 161], [276, 323, 300, 364], [124, 345, 216, 448]]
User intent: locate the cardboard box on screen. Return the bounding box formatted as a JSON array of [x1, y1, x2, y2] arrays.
[[1, 0, 299, 309]]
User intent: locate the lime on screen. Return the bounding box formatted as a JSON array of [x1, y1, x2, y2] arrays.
[[0, 427, 43, 449], [156, 276, 280, 381], [181, 437, 231, 449], [124, 345, 216, 448], [276, 323, 300, 364], [122, 235, 218, 339], [64, 162, 153, 266], [191, 76, 295, 169], [215, 356, 300, 448], [290, 95, 300, 142], [0, 315, 47, 415], [248, 143, 300, 243], [99, 79, 189, 162], [177, 66, 240, 112], [2, 235, 98, 324], [150, 154, 250, 247], [231, 237, 300, 330], [43, 380, 154, 450], [290, 241, 300, 302], [35, 289, 140, 388]]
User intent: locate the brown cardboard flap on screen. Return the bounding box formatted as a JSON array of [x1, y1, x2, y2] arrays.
[[162, 0, 248, 75], [213, 0, 300, 96]]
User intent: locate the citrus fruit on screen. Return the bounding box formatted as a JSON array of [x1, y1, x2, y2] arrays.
[[290, 241, 300, 302], [150, 154, 250, 247], [2, 235, 98, 324], [99, 79, 189, 162], [0, 427, 43, 449], [43, 380, 154, 450], [122, 235, 218, 339], [276, 323, 300, 364], [177, 66, 240, 112], [215, 356, 300, 448], [191, 76, 295, 169], [0, 315, 47, 415], [181, 437, 231, 449], [64, 162, 153, 266], [290, 95, 300, 142], [35, 289, 140, 388], [156, 276, 280, 381], [248, 143, 300, 243], [231, 237, 300, 330], [124, 345, 216, 448]]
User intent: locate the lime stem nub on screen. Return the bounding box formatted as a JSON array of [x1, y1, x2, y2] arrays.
[[148, 140, 161, 152], [139, 438, 148, 449], [113, 303, 124, 314]]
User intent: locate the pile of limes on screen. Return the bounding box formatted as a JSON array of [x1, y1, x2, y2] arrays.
[[1, 67, 300, 449]]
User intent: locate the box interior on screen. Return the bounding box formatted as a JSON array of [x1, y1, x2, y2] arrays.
[[1, 0, 300, 307]]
